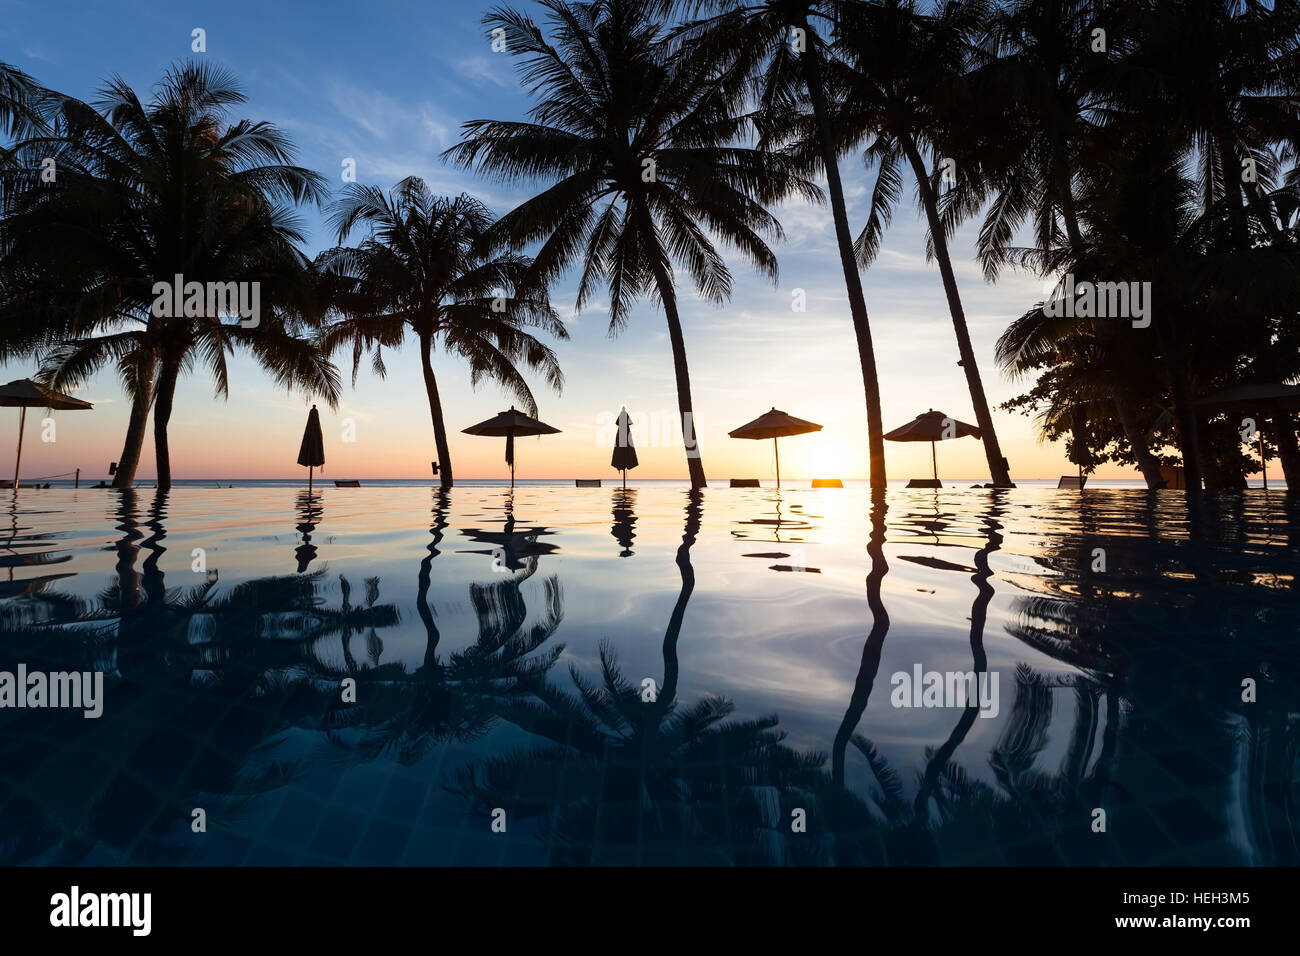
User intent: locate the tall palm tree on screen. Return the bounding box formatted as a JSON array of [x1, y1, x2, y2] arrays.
[[675, 0, 890, 488], [316, 180, 566, 490], [0, 61, 339, 490], [447, 0, 819, 489], [834, 0, 1014, 486], [963, 0, 1168, 488]]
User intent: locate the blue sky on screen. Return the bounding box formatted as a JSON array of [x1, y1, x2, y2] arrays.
[[1, 0, 1084, 482]]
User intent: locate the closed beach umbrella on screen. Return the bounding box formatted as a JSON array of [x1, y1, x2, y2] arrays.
[[463, 406, 561, 488], [728, 407, 822, 488], [1193, 383, 1300, 490], [297, 404, 325, 493], [884, 409, 981, 484], [611, 407, 638, 488], [0, 379, 93, 494]]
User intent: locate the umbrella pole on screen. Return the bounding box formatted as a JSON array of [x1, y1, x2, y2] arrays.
[[308, 465, 313, 495], [12, 407, 26, 494], [1258, 434, 1268, 494], [774, 437, 780, 489], [931, 441, 938, 483]]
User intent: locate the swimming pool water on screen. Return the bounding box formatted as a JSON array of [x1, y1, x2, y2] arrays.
[[1, 486, 1296, 865]]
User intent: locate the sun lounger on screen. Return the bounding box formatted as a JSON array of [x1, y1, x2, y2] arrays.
[[1057, 475, 1086, 489], [730, 478, 760, 488], [811, 478, 842, 488], [333, 479, 361, 488], [575, 479, 601, 487], [906, 478, 942, 488]]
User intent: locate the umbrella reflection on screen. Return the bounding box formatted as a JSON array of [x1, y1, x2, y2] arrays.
[[459, 492, 558, 572], [610, 487, 637, 557], [733, 491, 819, 572], [294, 490, 322, 572]]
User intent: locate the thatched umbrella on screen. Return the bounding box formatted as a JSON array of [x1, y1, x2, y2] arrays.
[[297, 405, 325, 493], [884, 409, 980, 486], [727, 407, 822, 488], [0, 379, 93, 494], [463, 406, 561, 488]]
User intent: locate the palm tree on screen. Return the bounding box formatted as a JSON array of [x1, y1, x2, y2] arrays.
[[675, 0, 890, 488], [446, 0, 819, 489], [833, 0, 1014, 487], [316, 180, 566, 490], [0, 60, 46, 140], [1122, 0, 1300, 247], [0, 61, 339, 490], [962, 0, 1169, 488]]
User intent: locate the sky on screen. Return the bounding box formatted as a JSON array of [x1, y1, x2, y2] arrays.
[[0, 0, 1134, 483]]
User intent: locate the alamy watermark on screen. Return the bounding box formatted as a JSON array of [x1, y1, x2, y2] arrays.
[[891, 665, 999, 719], [0, 664, 104, 718], [151, 274, 260, 328], [595, 409, 700, 457], [1043, 273, 1151, 328]]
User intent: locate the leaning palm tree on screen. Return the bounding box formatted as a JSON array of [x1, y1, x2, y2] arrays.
[[315, 181, 566, 489], [1, 61, 339, 489], [834, 0, 1015, 487], [674, 0, 890, 488], [446, 0, 819, 489]]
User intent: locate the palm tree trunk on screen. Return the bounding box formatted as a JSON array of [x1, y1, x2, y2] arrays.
[[152, 355, 181, 493], [1059, 185, 1165, 488], [1270, 414, 1300, 488], [112, 357, 155, 489], [800, 33, 887, 489], [637, 205, 706, 489], [1152, 298, 1204, 492], [1114, 389, 1167, 488], [903, 139, 1013, 487], [418, 332, 453, 490]]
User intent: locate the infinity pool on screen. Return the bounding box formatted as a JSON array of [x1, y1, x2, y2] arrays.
[[1, 485, 1297, 865]]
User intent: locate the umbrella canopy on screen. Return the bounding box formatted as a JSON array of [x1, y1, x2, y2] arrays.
[[0, 379, 93, 493], [1193, 384, 1300, 491], [883, 409, 980, 442], [463, 406, 561, 487], [0, 379, 94, 410], [297, 405, 325, 492], [297, 405, 325, 467], [884, 409, 981, 485], [1192, 383, 1300, 413], [611, 407, 638, 484], [728, 407, 822, 488], [729, 407, 823, 441]]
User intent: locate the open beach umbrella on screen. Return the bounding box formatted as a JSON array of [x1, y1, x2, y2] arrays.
[[297, 404, 325, 493], [728, 407, 822, 488], [884, 409, 981, 485], [0, 379, 93, 494], [1193, 383, 1300, 490], [611, 407, 638, 488], [463, 406, 561, 488]]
